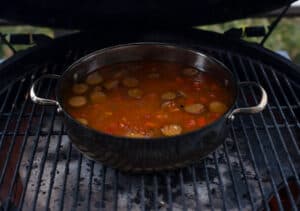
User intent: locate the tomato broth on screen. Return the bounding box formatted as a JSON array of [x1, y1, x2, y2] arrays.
[[63, 61, 233, 138]]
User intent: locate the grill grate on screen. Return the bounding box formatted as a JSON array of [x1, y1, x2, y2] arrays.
[[0, 30, 299, 211]]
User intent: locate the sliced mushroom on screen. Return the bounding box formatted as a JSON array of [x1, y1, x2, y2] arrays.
[[128, 88, 143, 99], [147, 73, 160, 79], [104, 80, 119, 90], [161, 124, 182, 136], [90, 91, 107, 103], [122, 77, 139, 87], [68, 96, 87, 107], [184, 103, 205, 114], [72, 83, 88, 94], [182, 67, 199, 76], [209, 101, 228, 113], [86, 72, 103, 85], [76, 118, 88, 125], [161, 91, 177, 100]]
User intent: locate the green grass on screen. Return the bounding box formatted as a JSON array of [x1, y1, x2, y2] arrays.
[[0, 25, 54, 59], [198, 17, 300, 63], [1, 18, 300, 63]]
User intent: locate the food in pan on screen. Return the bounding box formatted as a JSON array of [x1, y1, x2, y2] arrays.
[[63, 61, 233, 138]]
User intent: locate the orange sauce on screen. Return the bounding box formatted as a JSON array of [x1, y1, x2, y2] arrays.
[[63, 61, 233, 138]]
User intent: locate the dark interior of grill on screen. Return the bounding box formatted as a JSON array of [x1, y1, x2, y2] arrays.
[[0, 28, 300, 210]]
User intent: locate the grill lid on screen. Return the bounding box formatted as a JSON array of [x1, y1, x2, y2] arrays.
[[0, 0, 295, 29]]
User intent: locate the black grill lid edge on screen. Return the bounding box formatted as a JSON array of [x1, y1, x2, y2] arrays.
[[1, 28, 299, 86], [0, 0, 296, 29]]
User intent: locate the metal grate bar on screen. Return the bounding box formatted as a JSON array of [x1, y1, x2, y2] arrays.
[[247, 62, 299, 210], [191, 166, 201, 210], [253, 65, 300, 155], [0, 80, 25, 153], [153, 175, 158, 211], [165, 173, 173, 211], [86, 160, 94, 211], [126, 176, 133, 211], [140, 175, 145, 211], [246, 58, 300, 183], [213, 153, 227, 210], [227, 129, 256, 209], [0, 79, 28, 186], [3, 71, 42, 211], [229, 127, 268, 210], [223, 141, 243, 210], [0, 84, 13, 112], [17, 65, 56, 210], [225, 53, 284, 210], [284, 76, 300, 108], [219, 52, 267, 209], [258, 68, 300, 183], [58, 142, 72, 211], [258, 64, 300, 155], [234, 54, 298, 210], [113, 170, 119, 211], [270, 70, 300, 125], [72, 154, 83, 210], [45, 123, 65, 210], [32, 108, 57, 210], [203, 160, 214, 211], [99, 166, 107, 211], [178, 169, 187, 211]]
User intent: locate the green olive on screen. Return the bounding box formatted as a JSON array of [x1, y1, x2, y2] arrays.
[[90, 91, 107, 103], [104, 80, 119, 90], [184, 103, 205, 114], [128, 88, 143, 99], [161, 92, 177, 100], [76, 118, 88, 125], [182, 67, 199, 76], [122, 77, 139, 87], [86, 72, 103, 85], [209, 101, 228, 113], [68, 96, 87, 107], [72, 83, 88, 94]]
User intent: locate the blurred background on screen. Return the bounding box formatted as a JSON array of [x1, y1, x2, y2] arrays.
[[0, 1, 300, 64]]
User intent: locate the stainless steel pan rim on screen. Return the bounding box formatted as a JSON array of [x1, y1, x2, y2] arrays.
[[30, 42, 268, 140]]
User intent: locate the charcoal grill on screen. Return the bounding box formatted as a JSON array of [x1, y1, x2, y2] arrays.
[[1, 0, 300, 210], [0, 28, 299, 211]]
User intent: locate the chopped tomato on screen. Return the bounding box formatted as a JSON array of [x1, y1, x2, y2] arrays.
[[199, 97, 208, 104], [211, 83, 218, 91], [176, 77, 184, 84], [145, 122, 157, 128], [192, 81, 202, 88], [197, 117, 206, 127], [185, 119, 196, 128], [185, 98, 195, 105]]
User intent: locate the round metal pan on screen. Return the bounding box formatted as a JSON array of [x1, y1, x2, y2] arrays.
[[30, 43, 267, 172]]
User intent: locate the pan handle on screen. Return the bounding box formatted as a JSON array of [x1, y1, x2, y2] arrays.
[[228, 81, 268, 121], [30, 74, 62, 111]]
